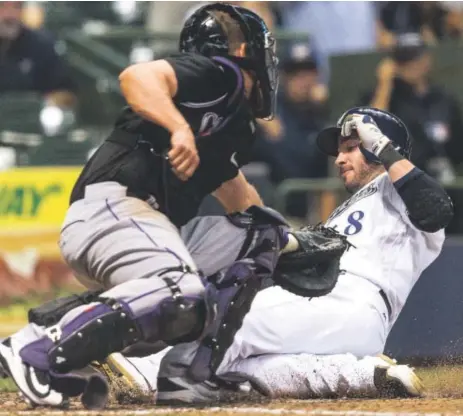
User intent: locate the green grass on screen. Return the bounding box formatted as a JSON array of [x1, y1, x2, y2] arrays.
[[0, 378, 15, 393], [0, 289, 77, 317]]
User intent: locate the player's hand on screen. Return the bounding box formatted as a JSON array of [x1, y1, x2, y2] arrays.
[[341, 114, 391, 158], [168, 127, 200, 181], [258, 118, 283, 141]]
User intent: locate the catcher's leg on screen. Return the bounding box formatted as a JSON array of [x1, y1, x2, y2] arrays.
[[2, 269, 208, 408], [16, 267, 208, 368], [1, 183, 209, 408], [154, 209, 291, 405]]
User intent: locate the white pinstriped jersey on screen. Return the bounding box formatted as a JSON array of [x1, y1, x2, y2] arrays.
[[325, 172, 445, 323]]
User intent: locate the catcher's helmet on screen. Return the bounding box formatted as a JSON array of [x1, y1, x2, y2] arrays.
[[179, 3, 279, 120], [316, 107, 411, 163]]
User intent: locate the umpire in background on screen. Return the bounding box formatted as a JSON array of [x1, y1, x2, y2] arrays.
[[0, 3, 297, 409], [360, 32, 463, 233]]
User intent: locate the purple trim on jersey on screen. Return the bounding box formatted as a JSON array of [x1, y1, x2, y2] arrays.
[[180, 93, 228, 108], [212, 56, 244, 107]]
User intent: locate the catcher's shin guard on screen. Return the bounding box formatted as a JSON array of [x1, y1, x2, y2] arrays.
[[188, 219, 287, 382], [47, 299, 141, 373], [19, 272, 207, 374]]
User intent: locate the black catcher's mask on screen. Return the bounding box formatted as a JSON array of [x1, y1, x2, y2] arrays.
[[179, 2, 279, 120]]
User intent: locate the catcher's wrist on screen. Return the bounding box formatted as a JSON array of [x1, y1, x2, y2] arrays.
[[377, 141, 405, 169], [280, 233, 300, 254]]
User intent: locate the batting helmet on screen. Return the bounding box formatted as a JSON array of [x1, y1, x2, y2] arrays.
[[316, 107, 412, 163], [179, 3, 279, 120]]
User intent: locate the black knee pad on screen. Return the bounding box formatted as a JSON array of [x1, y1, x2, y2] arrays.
[[48, 298, 140, 373], [158, 277, 208, 345], [28, 290, 104, 327]]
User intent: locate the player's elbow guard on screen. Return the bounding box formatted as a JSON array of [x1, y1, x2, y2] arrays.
[[409, 194, 454, 233], [397, 169, 454, 233]]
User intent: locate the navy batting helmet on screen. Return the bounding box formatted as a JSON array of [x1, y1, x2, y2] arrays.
[[179, 3, 279, 120], [316, 107, 412, 163]]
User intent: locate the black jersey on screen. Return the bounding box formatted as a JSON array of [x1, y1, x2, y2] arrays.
[[70, 53, 257, 227]]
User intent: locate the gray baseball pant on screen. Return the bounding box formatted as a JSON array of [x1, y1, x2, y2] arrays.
[[16, 182, 250, 373]]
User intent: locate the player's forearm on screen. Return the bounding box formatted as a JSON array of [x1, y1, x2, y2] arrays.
[[379, 143, 454, 232], [243, 183, 264, 210], [379, 145, 415, 182], [213, 173, 264, 213], [119, 61, 190, 134], [221, 183, 263, 213]]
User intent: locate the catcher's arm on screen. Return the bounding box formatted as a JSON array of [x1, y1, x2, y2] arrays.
[[212, 171, 263, 213]]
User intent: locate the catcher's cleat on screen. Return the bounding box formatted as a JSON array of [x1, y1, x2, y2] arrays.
[[0, 338, 9, 379], [374, 354, 425, 398], [156, 376, 252, 406], [156, 376, 222, 405], [0, 337, 68, 408], [92, 353, 151, 394]]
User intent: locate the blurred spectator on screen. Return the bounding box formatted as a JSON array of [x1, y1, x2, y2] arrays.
[[360, 33, 463, 184], [72, 1, 147, 30], [229, 1, 276, 29], [182, 1, 276, 30], [0, 1, 76, 107], [145, 1, 205, 56], [442, 1, 463, 38], [378, 1, 463, 48], [253, 42, 329, 218], [277, 1, 378, 82], [21, 1, 45, 30]]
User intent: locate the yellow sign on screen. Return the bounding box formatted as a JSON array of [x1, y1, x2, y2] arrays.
[[0, 166, 82, 231]]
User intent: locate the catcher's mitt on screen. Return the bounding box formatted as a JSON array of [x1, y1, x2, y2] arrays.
[[273, 224, 351, 298]]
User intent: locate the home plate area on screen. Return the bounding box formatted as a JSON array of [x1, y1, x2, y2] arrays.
[[2, 366, 463, 416]]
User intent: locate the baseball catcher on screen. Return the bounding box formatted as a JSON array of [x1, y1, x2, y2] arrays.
[[0, 3, 348, 409]]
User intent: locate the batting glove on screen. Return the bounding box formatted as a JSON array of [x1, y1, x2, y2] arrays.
[[341, 114, 392, 159]]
